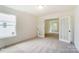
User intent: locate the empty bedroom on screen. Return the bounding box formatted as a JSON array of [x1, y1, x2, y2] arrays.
[[0, 5, 79, 53]]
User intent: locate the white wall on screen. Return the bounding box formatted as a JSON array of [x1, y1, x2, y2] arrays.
[[74, 6, 79, 51], [0, 6, 37, 48], [37, 10, 74, 38]]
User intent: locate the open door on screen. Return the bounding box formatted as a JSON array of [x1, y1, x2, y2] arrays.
[[45, 18, 59, 39]]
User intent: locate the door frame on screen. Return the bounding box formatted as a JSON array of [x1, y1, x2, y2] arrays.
[[44, 18, 59, 38]]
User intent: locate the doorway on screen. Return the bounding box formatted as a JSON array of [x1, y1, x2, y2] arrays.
[[45, 18, 59, 39]]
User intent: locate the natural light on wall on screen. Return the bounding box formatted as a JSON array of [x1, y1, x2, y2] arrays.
[[0, 13, 16, 39], [49, 20, 58, 32]]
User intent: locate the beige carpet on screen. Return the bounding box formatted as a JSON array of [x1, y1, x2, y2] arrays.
[[0, 38, 78, 53]]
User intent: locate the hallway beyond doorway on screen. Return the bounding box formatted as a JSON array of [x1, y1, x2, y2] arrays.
[[45, 33, 59, 39]]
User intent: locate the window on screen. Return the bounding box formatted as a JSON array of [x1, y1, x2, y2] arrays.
[[0, 13, 16, 39], [49, 21, 58, 32]]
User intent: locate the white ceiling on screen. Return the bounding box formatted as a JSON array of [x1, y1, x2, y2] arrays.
[[5, 5, 75, 16]]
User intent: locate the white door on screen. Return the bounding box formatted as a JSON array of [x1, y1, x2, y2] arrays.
[[59, 16, 72, 43]]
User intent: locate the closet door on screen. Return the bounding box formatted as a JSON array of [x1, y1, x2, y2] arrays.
[[59, 16, 72, 43]]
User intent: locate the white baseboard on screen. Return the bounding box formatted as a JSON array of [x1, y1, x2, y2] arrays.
[[59, 39, 71, 43]]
